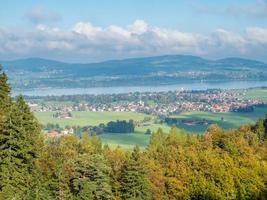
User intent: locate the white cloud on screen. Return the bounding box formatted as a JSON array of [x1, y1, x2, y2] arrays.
[[0, 20, 267, 62], [73, 22, 102, 38], [128, 20, 148, 35], [212, 29, 247, 53], [246, 27, 267, 44], [107, 25, 131, 39]]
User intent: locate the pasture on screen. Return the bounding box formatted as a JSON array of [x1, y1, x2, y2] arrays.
[[169, 106, 267, 133], [35, 108, 267, 148], [35, 111, 149, 127], [239, 88, 267, 101]]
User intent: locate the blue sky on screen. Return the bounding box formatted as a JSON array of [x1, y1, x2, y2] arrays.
[[0, 0, 267, 62]]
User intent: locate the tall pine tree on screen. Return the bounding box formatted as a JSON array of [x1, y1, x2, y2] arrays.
[[70, 154, 113, 200], [120, 146, 151, 200], [0, 65, 11, 123], [0, 70, 43, 199], [0, 65, 10, 105]]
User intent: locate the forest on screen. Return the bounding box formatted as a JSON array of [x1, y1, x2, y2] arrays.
[[0, 66, 267, 200]]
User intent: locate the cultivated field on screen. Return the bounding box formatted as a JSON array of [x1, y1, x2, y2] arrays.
[[35, 108, 267, 148]]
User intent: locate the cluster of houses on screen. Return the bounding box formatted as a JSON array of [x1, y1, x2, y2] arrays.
[[28, 89, 266, 116], [46, 127, 74, 138]]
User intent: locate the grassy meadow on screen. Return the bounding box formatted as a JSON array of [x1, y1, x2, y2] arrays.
[[239, 88, 267, 101], [35, 111, 164, 149], [35, 111, 149, 127], [169, 106, 267, 133], [35, 107, 267, 148]]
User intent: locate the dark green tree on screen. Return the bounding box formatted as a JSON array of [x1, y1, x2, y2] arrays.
[[252, 118, 265, 141], [0, 65, 11, 114], [0, 95, 43, 199], [120, 146, 151, 200], [70, 154, 113, 200], [264, 114, 267, 138], [0, 65, 10, 103], [145, 129, 152, 135]]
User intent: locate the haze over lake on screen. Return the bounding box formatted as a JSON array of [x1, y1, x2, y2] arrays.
[[13, 80, 267, 96]]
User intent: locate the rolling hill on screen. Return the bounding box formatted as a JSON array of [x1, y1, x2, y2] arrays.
[[1, 55, 267, 89]]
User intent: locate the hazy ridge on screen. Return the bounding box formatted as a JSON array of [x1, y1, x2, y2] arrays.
[[2, 55, 267, 90]]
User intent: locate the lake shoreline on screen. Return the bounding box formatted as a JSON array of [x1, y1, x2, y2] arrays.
[[12, 80, 267, 97]]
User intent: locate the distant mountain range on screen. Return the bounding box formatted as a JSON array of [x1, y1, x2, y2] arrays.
[[1, 55, 267, 90]]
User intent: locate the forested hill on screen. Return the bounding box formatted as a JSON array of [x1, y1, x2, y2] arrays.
[[2, 55, 267, 89]]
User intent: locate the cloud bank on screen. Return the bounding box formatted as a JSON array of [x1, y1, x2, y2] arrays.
[[0, 20, 267, 62]]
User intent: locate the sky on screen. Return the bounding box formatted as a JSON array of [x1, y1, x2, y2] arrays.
[[0, 0, 267, 62]]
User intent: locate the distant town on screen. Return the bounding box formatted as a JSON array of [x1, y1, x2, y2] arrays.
[[24, 87, 267, 138], [27, 88, 267, 116]]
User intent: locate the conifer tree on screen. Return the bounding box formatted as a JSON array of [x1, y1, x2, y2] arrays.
[[0, 65, 10, 103], [71, 154, 113, 200], [0, 65, 11, 115], [15, 95, 44, 197], [252, 118, 265, 141], [120, 146, 151, 200], [264, 114, 267, 138], [147, 128, 166, 159], [0, 91, 42, 198]]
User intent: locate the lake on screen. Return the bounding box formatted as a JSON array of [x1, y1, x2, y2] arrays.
[[12, 81, 267, 96]]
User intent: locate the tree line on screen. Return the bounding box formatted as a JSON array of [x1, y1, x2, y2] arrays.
[[105, 120, 135, 133], [1, 66, 267, 199]]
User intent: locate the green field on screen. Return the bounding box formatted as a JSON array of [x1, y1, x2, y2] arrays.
[[35, 108, 267, 148], [35, 111, 171, 133], [35, 111, 166, 149], [169, 107, 267, 133], [35, 111, 149, 127], [239, 88, 267, 101]]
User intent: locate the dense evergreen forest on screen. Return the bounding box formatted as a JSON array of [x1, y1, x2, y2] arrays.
[[0, 66, 267, 199]]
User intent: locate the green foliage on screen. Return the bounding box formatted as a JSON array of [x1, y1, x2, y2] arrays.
[[79, 133, 102, 154], [0, 85, 43, 198], [104, 146, 127, 199], [71, 154, 113, 200], [252, 118, 265, 141], [0, 71, 267, 199], [0, 65, 10, 104], [264, 114, 267, 138], [105, 120, 135, 133], [120, 146, 152, 200], [147, 128, 166, 158]]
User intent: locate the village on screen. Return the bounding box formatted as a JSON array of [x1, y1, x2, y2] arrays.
[[28, 89, 266, 116]]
